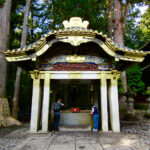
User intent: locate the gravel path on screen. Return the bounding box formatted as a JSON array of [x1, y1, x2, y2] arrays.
[[0, 124, 28, 150]]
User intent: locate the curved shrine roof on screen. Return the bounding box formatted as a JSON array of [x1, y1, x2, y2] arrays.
[[2, 17, 150, 71]]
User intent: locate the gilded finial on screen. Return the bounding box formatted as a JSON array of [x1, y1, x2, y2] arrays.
[[63, 17, 89, 29]]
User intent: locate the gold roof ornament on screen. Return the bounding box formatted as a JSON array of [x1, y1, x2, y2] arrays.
[[66, 55, 85, 63], [63, 17, 89, 29], [58, 17, 92, 46]]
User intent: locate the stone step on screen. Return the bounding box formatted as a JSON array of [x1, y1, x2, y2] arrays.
[[59, 125, 91, 131]]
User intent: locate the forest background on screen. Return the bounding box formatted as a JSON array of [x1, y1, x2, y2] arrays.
[[0, 0, 150, 120]]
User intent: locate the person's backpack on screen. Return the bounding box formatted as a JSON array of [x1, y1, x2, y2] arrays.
[[53, 103, 60, 111], [93, 106, 98, 114]]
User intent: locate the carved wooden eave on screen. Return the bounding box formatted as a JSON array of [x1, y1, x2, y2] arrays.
[[140, 41, 150, 72], [1, 17, 149, 70]]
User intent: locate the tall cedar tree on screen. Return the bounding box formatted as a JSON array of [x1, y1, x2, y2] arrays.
[[108, 0, 113, 38], [0, 0, 12, 97], [113, 0, 129, 92], [12, 0, 32, 119], [0, 0, 21, 127], [113, 0, 148, 92]]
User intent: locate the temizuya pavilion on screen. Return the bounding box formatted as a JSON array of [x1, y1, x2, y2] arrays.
[[4, 17, 149, 133]]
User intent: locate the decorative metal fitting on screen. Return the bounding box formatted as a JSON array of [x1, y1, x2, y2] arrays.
[[34, 70, 40, 79]]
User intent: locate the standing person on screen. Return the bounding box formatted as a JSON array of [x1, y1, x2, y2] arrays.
[[91, 104, 99, 132], [53, 98, 64, 133]]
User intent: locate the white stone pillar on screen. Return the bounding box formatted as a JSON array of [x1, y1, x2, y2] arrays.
[[42, 73, 50, 132], [100, 75, 108, 132], [30, 76, 41, 132], [109, 77, 120, 132]]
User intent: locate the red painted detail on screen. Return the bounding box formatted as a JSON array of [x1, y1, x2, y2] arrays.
[[52, 63, 99, 71], [71, 108, 80, 112]]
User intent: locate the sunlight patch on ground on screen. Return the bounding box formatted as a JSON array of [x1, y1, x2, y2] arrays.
[[119, 137, 138, 146]]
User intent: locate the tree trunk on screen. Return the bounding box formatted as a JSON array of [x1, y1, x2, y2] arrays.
[[12, 0, 32, 119], [113, 0, 124, 45], [113, 0, 127, 92], [0, 0, 12, 98], [0, 98, 21, 127], [12, 67, 22, 118], [0, 0, 11, 125], [108, 0, 113, 38], [0, 0, 21, 127]]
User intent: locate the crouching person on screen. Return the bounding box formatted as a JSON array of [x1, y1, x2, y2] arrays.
[[91, 104, 99, 132]]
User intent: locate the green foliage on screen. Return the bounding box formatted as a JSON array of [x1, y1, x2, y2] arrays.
[[144, 113, 150, 119], [19, 71, 32, 112], [118, 77, 125, 95], [125, 6, 142, 49], [146, 91, 150, 95], [127, 64, 145, 95], [6, 65, 32, 112], [9, 0, 26, 49], [146, 87, 150, 95], [139, 7, 150, 43], [34, 0, 109, 34], [0, 0, 5, 7], [134, 103, 148, 110], [126, 0, 146, 5], [6, 0, 31, 113]]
